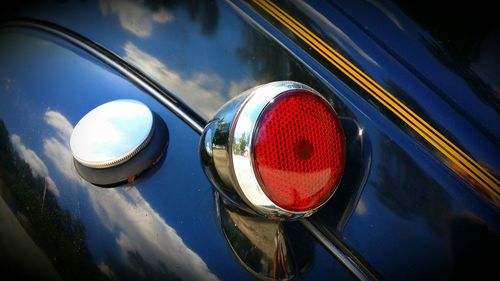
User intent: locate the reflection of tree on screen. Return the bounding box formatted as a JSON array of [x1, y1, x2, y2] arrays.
[[0, 120, 106, 281], [238, 23, 321, 87], [232, 132, 247, 155], [372, 140, 451, 234], [212, 121, 229, 148]]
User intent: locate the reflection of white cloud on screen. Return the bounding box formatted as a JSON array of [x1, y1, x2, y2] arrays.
[[43, 136, 79, 184], [44, 110, 73, 141], [99, 0, 174, 38], [124, 42, 226, 118], [228, 80, 254, 98], [42, 111, 82, 186], [124, 42, 253, 119], [152, 8, 174, 23], [43, 110, 219, 280], [367, 0, 404, 30], [10, 134, 60, 197], [355, 199, 367, 215], [88, 187, 219, 281], [11, 134, 48, 176], [98, 262, 115, 280], [45, 177, 59, 197]]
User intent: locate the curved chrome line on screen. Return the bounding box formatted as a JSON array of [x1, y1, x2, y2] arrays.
[[300, 220, 375, 281], [1, 19, 205, 134]]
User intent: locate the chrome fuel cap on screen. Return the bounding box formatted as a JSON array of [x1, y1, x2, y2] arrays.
[[70, 99, 169, 186], [70, 99, 154, 168]]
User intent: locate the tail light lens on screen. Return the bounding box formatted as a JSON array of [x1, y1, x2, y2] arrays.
[[201, 81, 345, 219], [253, 90, 345, 212]]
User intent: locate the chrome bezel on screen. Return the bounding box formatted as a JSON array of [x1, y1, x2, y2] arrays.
[[227, 81, 340, 219]]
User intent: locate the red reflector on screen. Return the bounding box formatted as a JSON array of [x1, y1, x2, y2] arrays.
[[253, 90, 345, 212]]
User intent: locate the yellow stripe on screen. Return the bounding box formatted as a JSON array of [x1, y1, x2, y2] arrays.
[[257, 0, 498, 186], [260, 0, 498, 186], [253, 0, 499, 200]]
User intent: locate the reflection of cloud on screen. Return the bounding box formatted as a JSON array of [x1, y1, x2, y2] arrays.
[[124, 42, 252, 118], [99, 0, 174, 38], [367, 0, 404, 30], [228, 80, 255, 98], [11, 134, 48, 176], [43, 110, 219, 280], [98, 262, 115, 280], [10, 134, 59, 197], [152, 8, 174, 23], [355, 199, 367, 215], [42, 111, 82, 185], [43, 136, 78, 184], [88, 187, 219, 281], [44, 110, 73, 142], [124, 42, 225, 118]]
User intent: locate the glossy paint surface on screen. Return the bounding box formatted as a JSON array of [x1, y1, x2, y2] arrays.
[[244, 0, 499, 199], [1, 0, 498, 280], [236, 0, 500, 279], [0, 28, 353, 280]]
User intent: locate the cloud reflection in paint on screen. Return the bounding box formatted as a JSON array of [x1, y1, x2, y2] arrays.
[[10, 134, 59, 197], [42, 109, 219, 280], [123, 41, 253, 119], [99, 0, 174, 38]]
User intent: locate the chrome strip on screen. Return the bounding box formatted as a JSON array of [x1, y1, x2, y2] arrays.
[[300, 220, 374, 281], [1, 20, 205, 133]]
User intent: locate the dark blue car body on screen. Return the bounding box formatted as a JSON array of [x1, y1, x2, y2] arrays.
[[0, 1, 498, 280]]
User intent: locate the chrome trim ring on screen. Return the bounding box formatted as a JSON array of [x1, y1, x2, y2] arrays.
[[229, 81, 336, 219]]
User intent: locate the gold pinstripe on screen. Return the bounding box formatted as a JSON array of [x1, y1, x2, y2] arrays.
[[253, 0, 499, 201]]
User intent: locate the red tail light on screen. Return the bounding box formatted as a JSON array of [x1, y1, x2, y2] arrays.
[[201, 81, 345, 219], [253, 90, 345, 212]]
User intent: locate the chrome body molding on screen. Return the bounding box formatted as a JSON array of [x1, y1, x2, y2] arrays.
[[300, 220, 372, 281], [1, 20, 205, 134]]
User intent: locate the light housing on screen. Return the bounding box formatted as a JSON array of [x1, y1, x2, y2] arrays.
[[200, 81, 345, 219]]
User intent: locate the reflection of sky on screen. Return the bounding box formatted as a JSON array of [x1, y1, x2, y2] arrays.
[[17, 0, 256, 119], [0, 7, 359, 279], [5, 1, 497, 280], [43, 107, 218, 280], [0, 30, 255, 280], [99, 0, 175, 38]]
